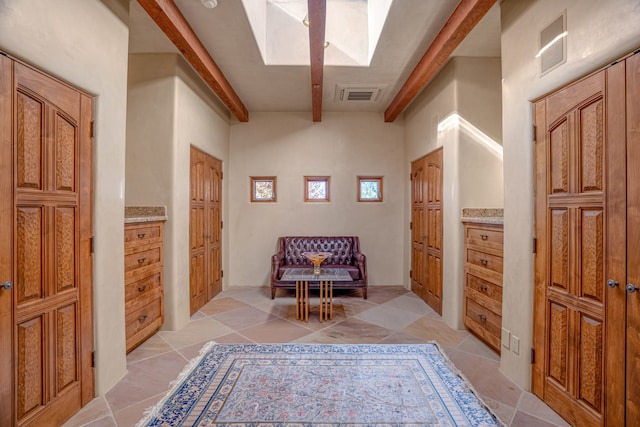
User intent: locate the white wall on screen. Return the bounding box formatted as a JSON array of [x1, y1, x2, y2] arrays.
[[0, 0, 130, 394], [500, 0, 640, 389], [126, 53, 230, 331], [404, 57, 503, 329], [228, 112, 405, 288]]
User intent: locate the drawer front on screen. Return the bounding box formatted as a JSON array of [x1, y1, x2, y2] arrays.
[[465, 225, 503, 250], [126, 295, 163, 338], [125, 223, 162, 245], [466, 272, 502, 306], [464, 298, 501, 351], [467, 249, 503, 274], [125, 246, 161, 272], [125, 272, 162, 303], [465, 298, 500, 337]]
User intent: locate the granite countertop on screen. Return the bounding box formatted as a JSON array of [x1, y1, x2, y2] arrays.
[[461, 208, 504, 225], [125, 206, 168, 223]]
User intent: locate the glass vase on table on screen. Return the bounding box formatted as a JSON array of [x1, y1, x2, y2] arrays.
[[302, 252, 332, 275]]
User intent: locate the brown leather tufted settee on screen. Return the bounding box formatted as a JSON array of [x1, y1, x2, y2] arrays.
[[271, 236, 367, 299]]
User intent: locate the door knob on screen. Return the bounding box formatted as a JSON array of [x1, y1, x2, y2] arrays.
[[1, 281, 12, 290], [607, 279, 619, 288], [626, 283, 639, 293]]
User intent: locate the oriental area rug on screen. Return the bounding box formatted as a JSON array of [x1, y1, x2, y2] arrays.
[[136, 343, 503, 427]]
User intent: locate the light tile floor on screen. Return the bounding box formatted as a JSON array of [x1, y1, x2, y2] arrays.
[[63, 286, 571, 427]]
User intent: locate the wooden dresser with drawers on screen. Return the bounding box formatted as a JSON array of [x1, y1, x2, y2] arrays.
[[124, 220, 165, 353], [462, 220, 504, 353]]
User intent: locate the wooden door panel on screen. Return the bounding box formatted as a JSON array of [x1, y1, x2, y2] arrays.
[[16, 91, 44, 190], [549, 210, 569, 292], [17, 315, 45, 420], [55, 207, 76, 293], [16, 206, 44, 304], [56, 303, 78, 392], [190, 208, 204, 251], [54, 113, 77, 192], [577, 313, 603, 412], [549, 120, 569, 194], [578, 99, 604, 193], [579, 209, 603, 302], [547, 302, 569, 388]]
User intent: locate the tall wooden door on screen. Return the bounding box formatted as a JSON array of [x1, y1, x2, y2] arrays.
[[605, 51, 640, 426], [411, 148, 443, 314], [533, 50, 640, 426], [190, 146, 222, 315], [0, 54, 94, 426]]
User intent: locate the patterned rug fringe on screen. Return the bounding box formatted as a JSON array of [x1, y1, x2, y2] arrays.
[[134, 340, 217, 427], [428, 341, 505, 426]]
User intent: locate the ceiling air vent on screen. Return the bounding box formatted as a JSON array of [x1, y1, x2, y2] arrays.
[[335, 84, 384, 103]]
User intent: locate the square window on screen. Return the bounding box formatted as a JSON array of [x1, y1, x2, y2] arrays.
[[304, 176, 330, 202], [250, 176, 277, 202], [358, 176, 383, 202]]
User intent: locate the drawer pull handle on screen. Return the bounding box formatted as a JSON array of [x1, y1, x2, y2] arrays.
[[138, 284, 147, 292], [480, 259, 488, 266], [479, 285, 488, 292], [137, 233, 146, 238], [480, 234, 488, 240], [479, 314, 487, 322], [138, 314, 148, 323], [137, 257, 146, 264]]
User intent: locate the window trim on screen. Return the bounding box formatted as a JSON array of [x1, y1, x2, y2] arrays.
[[304, 176, 331, 202], [357, 176, 383, 202], [250, 176, 277, 202]]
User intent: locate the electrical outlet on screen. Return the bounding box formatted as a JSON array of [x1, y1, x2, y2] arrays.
[[511, 336, 520, 355], [501, 328, 511, 350]]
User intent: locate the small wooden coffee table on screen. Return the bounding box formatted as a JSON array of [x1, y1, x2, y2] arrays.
[[281, 268, 353, 322]]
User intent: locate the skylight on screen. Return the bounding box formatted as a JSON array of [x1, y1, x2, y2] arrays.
[[241, 0, 393, 66]]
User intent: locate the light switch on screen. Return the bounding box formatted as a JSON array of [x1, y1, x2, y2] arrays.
[[501, 328, 511, 350], [511, 336, 520, 355]]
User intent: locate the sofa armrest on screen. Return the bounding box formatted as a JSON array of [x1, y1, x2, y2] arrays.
[[271, 251, 284, 284], [354, 252, 367, 284]]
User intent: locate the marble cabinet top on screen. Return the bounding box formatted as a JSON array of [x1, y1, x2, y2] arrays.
[[124, 206, 167, 223]]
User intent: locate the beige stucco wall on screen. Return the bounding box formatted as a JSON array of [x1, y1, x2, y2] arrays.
[[404, 57, 503, 329], [0, 0, 130, 394], [500, 0, 640, 389], [126, 53, 230, 331], [228, 112, 405, 288]]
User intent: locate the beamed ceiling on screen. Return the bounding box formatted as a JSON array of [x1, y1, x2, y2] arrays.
[[130, 0, 501, 122]]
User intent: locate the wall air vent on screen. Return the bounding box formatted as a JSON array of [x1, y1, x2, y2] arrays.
[[334, 84, 384, 103]]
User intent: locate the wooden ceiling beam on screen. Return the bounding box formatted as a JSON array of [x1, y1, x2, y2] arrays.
[[384, 0, 496, 122], [308, 0, 327, 122], [138, 0, 249, 122]]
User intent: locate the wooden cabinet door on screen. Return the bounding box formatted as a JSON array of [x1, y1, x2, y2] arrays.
[[206, 156, 222, 299], [535, 50, 640, 427], [425, 148, 443, 314], [605, 51, 640, 426], [411, 158, 426, 299], [0, 55, 93, 427], [189, 146, 222, 314], [533, 68, 607, 427], [411, 148, 443, 314], [623, 51, 640, 427]]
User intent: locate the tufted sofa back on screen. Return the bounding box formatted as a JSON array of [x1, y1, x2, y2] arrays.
[[281, 236, 358, 265]]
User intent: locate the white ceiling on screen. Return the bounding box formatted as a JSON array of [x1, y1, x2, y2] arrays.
[[128, 0, 501, 115]]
